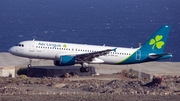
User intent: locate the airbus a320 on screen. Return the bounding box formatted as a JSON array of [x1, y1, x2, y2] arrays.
[[9, 25, 172, 73]]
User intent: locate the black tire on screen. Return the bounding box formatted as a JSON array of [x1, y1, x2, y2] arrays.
[[80, 67, 85, 72], [85, 67, 90, 72], [27, 64, 31, 68]]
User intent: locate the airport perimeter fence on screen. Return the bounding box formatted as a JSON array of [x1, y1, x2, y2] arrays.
[[0, 92, 177, 96], [0, 86, 178, 96]]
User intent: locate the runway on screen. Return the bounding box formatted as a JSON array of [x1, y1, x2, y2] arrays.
[[1, 52, 180, 79]]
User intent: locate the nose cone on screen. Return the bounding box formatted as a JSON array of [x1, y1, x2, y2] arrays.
[[9, 47, 16, 55]]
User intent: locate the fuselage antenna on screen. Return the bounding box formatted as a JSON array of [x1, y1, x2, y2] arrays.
[[32, 36, 36, 41]]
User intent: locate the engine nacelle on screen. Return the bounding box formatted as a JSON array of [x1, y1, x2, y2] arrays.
[[54, 56, 76, 66]]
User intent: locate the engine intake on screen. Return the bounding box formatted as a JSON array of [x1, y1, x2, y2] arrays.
[[54, 56, 76, 66]]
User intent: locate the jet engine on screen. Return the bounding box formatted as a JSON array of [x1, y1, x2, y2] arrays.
[[54, 56, 76, 66]]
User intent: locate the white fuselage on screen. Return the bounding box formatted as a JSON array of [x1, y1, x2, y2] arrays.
[[9, 25, 172, 67], [9, 40, 138, 64]]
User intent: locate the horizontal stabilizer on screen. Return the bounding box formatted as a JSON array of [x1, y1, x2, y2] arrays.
[[149, 53, 172, 59]]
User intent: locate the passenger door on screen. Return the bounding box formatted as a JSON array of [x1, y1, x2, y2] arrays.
[[135, 50, 141, 60], [29, 42, 35, 52]]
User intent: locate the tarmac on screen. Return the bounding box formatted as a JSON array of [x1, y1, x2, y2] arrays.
[[0, 52, 180, 79]]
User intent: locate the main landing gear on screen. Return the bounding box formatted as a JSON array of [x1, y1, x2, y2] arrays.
[[80, 63, 90, 73]]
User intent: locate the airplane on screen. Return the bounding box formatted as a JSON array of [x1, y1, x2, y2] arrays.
[[9, 25, 172, 73]]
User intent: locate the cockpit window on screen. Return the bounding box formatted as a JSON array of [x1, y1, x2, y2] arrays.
[[16, 44, 24, 47]]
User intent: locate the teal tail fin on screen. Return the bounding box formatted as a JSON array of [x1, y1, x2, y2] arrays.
[[139, 25, 171, 53]]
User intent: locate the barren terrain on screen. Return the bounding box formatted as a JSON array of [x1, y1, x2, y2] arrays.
[[0, 73, 180, 101]]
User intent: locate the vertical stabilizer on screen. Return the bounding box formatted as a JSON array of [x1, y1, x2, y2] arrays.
[[139, 25, 171, 53]]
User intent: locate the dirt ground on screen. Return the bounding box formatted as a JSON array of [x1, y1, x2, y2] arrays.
[[0, 73, 180, 101], [0, 95, 180, 101]]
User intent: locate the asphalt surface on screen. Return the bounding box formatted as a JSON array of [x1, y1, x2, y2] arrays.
[[1, 52, 180, 78]]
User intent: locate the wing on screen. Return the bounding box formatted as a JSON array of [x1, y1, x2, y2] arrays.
[[75, 48, 117, 62]]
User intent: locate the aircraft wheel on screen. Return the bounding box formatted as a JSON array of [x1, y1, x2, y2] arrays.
[[27, 64, 32, 68], [80, 67, 85, 72], [85, 67, 90, 72]]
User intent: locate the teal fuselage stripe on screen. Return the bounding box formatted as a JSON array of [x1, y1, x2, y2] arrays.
[[117, 49, 143, 64], [117, 49, 151, 64]]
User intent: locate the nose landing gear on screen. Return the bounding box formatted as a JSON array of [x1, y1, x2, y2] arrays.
[[27, 59, 32, 68]]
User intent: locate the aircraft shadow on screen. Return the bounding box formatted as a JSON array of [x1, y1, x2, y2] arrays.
[[27, 65, 96, 78]]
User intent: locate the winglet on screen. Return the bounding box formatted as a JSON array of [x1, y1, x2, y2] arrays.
[[113, 48, 117, 52]]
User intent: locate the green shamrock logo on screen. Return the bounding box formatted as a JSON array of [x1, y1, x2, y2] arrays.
[[149, 35, 164, 49], [63, 44, 67, 48]]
